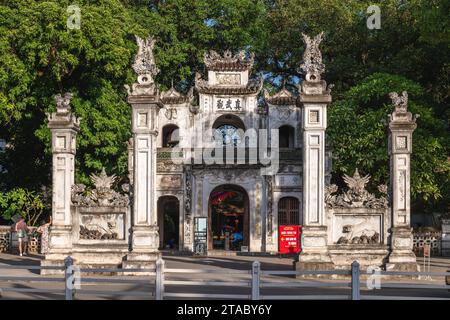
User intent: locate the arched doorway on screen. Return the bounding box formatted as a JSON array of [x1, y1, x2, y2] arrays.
[[208, 185, 249, 251], [162, 124, 179, 147], [157, 196, 180, 250], [212, 114, 245, 146]]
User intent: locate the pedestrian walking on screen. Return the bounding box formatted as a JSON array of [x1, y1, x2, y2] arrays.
[[15, 218, 29, 256]]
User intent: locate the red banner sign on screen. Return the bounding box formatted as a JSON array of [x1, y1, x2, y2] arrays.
[[279, 225, 301, 254]]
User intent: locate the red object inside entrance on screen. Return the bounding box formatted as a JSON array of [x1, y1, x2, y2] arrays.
[[279, 225, 301, 254]]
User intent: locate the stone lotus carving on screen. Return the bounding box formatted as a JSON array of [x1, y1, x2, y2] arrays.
[[325, 168, 388, 209], [388, 90, 418, 124], [132, 35, 160, 80], [125, 35, 160, 96], [300, 32, 325, 82], [389, 91, 408, 113], [71, 168, 130, 207], [47, 92, 81, 127], [55, 92, 73, 112]]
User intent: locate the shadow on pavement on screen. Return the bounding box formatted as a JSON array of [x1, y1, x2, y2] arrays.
[[163, 255, 294, 272], [0, 253, 43, 275]]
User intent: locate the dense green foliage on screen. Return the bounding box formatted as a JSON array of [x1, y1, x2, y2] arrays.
[[0, 0, 448, 221], [0, 188, 46, 226], [328, 73, 449, 213]]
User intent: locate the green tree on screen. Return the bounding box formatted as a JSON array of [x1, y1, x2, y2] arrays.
[[127, 0, 268, 88], [0, 0, 448, 216], [328, 73, 450, 212], [0, 0, 145, 187], [0, 188, 46, 226], [0, 0, 269, 190]]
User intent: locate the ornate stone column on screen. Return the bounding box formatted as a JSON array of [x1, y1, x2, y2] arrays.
[[123, 36, 162, 269], [42, 93, 80, 272], [386, 91, 418, 271], [296, 32, 333, 271]]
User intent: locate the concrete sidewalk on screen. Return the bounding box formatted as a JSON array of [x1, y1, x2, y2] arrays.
[[0, 253, 449, 300]]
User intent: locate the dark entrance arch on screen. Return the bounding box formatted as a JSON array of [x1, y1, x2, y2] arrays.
[[157, 196, 180, 250], [208, 185, 249, 251]]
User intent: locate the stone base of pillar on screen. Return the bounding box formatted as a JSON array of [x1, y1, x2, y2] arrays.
[[295, 226, 334, 277], [386, 250, 418, 270], [295, 260, 335, 271], [386, 226, 418, 277], [385, 261, 418, 271], [122, 252, 161, 275], [40, 253, 70, 275], [129, 225, 160, 251], [385, 259, 419, 280], [40, 226, 73, 275], [48, 226, 72, 250], [123, 225, 161, 274]]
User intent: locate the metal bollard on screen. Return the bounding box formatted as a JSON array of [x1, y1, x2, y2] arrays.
[[64, 256, 74, 300], [351, 261, 360, 300], [251, 261, 261, 300], [156, 258, 165, 300]]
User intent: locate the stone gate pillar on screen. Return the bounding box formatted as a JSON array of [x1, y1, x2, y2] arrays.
[[386, 91, 418, 271], [42, 93, 80, 272], [123, 35, 162, 269], [296, 33, 333, 271]]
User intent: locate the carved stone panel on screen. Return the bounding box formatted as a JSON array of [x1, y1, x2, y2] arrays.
[[157, 174, 182, 190], [216, 73, 241, 85], [157, 160, 183, 173], [79, 213, 125, 240], [309, 110, 320, 123], [332, 214, 382, 245]]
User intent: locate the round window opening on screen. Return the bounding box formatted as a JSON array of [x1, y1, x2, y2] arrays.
[[215, 124, 241, 146]]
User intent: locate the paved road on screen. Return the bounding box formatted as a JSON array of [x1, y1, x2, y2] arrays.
[[0, 253, 449, 300]]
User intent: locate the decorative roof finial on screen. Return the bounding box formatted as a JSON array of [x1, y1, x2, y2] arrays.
[[343, 168, 371, 195], [203, 50, 254, 71], [132, 35, 160, 85], [389, 91, 408, 113], [300, 32, 325, 82], [72, 168, 129, 207], [325, 168, 388, 209], [388, 91, 418, 124], [90, 168, 117, 190], [54, 92, 73, 113], [47, 92, 80, 128]]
